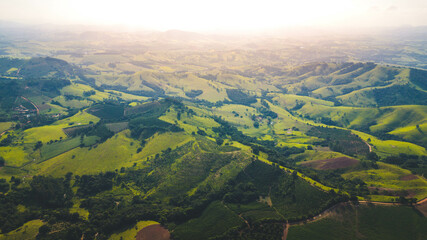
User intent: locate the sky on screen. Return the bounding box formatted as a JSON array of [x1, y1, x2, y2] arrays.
[[0, 0, 426, 32]]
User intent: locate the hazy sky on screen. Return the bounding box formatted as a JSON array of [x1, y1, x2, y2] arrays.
[[0, 0, 426, 32]]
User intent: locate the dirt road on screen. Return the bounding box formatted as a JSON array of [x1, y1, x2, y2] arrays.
[[21, 96, 39, 115]]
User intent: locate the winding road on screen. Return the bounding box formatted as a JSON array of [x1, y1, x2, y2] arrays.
[[362, 139, 372, 152], [20, 96, 39, 115]]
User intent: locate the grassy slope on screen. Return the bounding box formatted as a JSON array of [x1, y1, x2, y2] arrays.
[[292, 149, 348, 163], [40, 135, 99, 161], [160, 106, 219, 135], [148, 139, 252, 200], [0, 144, 29, 167], [0, 122, 13, 133], [294, 100, 427, 146], [33, 131, 192, 177], [213, 104, 257, 126], [273, 98, 427, 157], [108, 221, 159, 240], [354, 130, 427, 157], [389, 123, 427, 146], [343, 162, 427, 201], [0, 219, 44, 240], [33, 130, 140, 176], [23, 111, 100, 144]]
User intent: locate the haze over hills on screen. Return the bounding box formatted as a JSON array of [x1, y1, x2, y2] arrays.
[[1, 23, 426, 69], [0, 21, 426, 240]]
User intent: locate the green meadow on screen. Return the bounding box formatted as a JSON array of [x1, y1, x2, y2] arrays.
[[108, 221, 159, 240], [343, 162, 427, 201], [0, 122, 13, 133], [0, 220, 44, 240]]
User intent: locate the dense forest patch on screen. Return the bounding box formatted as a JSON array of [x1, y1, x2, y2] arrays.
[[307, 126, 370, 156]]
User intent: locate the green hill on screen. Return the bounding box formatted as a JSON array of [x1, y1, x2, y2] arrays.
[[0, 56, 426, 240]]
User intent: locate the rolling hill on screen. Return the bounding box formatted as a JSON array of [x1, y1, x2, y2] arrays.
[[0, 54, 426, 240]]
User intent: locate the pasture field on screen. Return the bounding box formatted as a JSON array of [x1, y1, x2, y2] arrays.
[[40, 137, 81, 161], [369, 105, 427, 133], [0, 166, 27, 180], [271, 93, 335, 109], [212, 104, 258, 128], [0, 145, 29, 167], [41, 103, 68, 115], [160, 106, 219, 135], [292, 149, 348, 163], [173, 201, 243, 240], [52, 95, 92, 109], [0, 122, 13, 133], [69, 200, 89, 221], [268, 103, 313, 132], [33, 131, 191, 177], [6, 67, 18, 73], [105, 90, 149, 101], [27, 95, 52, 106], [287, 205, 427, 240], [22, 111, 100, 144], [61, 83, 110, 102], [0, 219, 44, 240], [343, 162, 427, 201], [293, 103, 427, 147], [40, 135, 99, 161], [105, 122, 129, 133], [389, 122, 427, 146], [34, 130, 141, 176], [353, 130, 427, 157], [54, 111, 100, 126], [109, 221, 159, 240], [137, 132, 193, 160], [22, 125, 67, 143], [276, 134, 317, 149]]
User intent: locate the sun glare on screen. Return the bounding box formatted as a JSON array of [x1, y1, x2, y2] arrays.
[[1, 0, 426, 32], [65, 0, 356, 31]]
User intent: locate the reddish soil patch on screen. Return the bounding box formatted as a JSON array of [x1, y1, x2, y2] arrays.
[[301, 157, 359, 170], [399, 174, 418, 181], [416, 200, 427, 217], [135, 224, 170, 240]]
